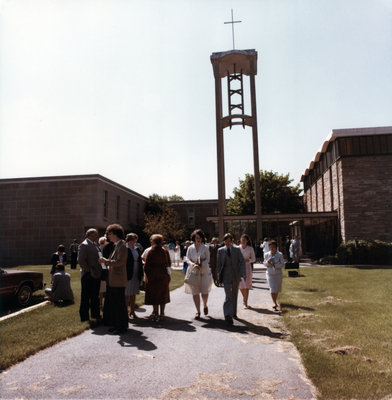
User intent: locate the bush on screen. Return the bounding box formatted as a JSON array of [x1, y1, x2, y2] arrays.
[[319, 255, 340, 265], [335, 240, 392, 265]]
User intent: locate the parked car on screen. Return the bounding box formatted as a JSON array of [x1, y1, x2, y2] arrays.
[[0, 268, 45, 307]]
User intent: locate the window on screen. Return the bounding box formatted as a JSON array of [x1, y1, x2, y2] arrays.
[[104, 191, 108, 218], [116, 196, 120, 220]]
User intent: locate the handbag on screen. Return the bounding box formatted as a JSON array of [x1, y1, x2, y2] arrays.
[[184, 264, 200, 286]]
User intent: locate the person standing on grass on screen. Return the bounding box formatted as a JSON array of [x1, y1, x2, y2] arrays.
[[69, 239, 79, 269], [78, 228, 102, 322], [263, 240, 284, 311], [216, 233, 246, 325], [99, 224, 128, 334], [50, 245, 67, 282], [174, 241, 181, 267], [291, 235, 301, 263], [238, 234, 256, 309]]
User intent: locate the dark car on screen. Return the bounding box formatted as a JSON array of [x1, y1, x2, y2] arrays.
[[0, 268, 45, 307]]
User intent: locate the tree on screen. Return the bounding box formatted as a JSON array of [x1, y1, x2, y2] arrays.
[[143, 194, 186, 242], [226, 170, 303, 215]]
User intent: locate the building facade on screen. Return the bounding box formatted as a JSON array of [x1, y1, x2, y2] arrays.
[[301, 126, 392, 243], [0, 174, 147, 266], [167, 199, 219, 241]]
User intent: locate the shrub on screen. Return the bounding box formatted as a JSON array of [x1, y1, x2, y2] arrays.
[[335, 240, 392, 265]]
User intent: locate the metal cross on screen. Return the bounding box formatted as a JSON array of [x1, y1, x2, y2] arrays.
[[224, 9, 242, 50]]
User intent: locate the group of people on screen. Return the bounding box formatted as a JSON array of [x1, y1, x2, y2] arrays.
[[46, 225, 288, 331], [256, 236, 301, 264]]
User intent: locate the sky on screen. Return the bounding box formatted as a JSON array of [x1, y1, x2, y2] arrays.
[[1, 0, 391, 200]]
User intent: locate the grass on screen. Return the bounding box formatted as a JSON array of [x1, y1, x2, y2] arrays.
[[280, 266, 392, 400], [0, 265, 184, 371]]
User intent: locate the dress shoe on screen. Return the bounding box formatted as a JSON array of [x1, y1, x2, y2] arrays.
[[225, 316, 233, 325]]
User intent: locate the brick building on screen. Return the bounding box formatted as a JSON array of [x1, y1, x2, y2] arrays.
[[301, 126, 392, 246], [167, 199, 219, 241], [2, 127, 391, 267], [0, 174, 147, 266]]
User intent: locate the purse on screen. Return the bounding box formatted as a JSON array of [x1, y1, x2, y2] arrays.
[[184, 264, 200, 286]]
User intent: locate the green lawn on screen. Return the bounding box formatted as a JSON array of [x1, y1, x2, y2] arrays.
[[0, 265, 184, 371], [280, 266, 392, 400]]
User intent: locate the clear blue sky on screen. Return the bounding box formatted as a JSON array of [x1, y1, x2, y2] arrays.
[[1, 0, 391, 199]]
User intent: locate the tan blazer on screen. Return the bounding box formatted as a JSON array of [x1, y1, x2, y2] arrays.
[[106, 240, 128, 287]]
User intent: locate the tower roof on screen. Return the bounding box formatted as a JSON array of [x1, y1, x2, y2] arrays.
[[210, 49, 258, 78]]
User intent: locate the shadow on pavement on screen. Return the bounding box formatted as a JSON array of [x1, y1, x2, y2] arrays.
[[130, 315, 196, 332], [117, 329, 158, 350], [90, 325, 158, 351], [251, 286, 269, 290], [199, 316, 284, 339]]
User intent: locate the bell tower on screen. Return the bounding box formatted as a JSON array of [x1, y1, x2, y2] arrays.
[[210, 48, 262, 240]]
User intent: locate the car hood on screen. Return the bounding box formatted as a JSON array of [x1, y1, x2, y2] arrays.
[[2, 269, 42, 276]]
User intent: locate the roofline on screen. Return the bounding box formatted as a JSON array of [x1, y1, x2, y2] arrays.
[[301, 126, 392, 181], [0, 174, 148, 201], [206, 212, 338, 222], [168, 199, 220, 205]]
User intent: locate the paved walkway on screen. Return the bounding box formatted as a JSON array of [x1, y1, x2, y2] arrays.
[[0, 270, 317, 399]]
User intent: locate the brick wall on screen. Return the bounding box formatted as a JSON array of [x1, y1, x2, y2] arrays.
[[0, 176, 147, 266], [340, 155, 392, 241], [304, 155, 392, 242]]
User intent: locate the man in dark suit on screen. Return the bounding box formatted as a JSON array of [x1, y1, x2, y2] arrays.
[[78, 228, 102, 322], [217, 233, 246, 325]]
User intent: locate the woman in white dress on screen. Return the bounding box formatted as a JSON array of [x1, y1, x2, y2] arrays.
[[263, 240, 284, 311], [185, 229, 212, 319], [238, 234, 256, 308]]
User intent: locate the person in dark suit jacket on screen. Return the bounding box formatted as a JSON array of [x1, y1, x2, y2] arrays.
[[78, 228, 102, 322], [50, 245, 67, 278], [99, 224, 128, 334], [216, 233, 246, 325]]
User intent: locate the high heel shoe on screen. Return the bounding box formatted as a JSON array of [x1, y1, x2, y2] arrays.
[[203, 306, 208, 315], [195, 312, 201, 319]]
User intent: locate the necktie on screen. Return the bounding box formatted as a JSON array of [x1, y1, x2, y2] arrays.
[[227, 247, 231, 257]]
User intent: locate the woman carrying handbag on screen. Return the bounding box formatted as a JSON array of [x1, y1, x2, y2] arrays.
[[184, 229, 212, 319]]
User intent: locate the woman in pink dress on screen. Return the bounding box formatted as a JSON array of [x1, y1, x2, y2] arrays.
[[239, 234, 256, 308]]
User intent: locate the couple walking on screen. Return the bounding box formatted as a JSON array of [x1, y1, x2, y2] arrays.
[[185, 230, 246, 325]]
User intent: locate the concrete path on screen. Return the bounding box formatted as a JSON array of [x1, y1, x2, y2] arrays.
[[0, 270, 317, 399]]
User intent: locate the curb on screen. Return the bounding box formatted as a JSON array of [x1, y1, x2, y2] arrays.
[[0, 301, 50, 322]]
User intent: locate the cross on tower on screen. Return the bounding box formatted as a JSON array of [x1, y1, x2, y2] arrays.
[[224, 9, 242, 50]]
